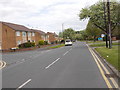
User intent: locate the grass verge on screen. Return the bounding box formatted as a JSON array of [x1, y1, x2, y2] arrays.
[[48, 44, 65, 49], [90, 42, 120, 47], [95, 46, 119, 71]]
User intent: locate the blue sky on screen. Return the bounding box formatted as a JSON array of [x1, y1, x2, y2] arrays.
[[0, 0, 99, 34]]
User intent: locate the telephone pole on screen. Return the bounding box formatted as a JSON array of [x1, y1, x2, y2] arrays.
[[107, 0, 112, 49], [103, 0, 108, 48]]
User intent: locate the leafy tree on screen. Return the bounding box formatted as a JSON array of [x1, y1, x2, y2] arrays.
[[79, 1, 119, 33], [62, 28, 75, 40], [86, 20, 101, 41], [79, 30, 88, 40]]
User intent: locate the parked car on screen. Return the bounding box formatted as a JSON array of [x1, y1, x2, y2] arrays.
[[65, 39, 72, 46]]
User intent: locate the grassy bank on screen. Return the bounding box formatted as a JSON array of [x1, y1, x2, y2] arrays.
[[48, 44, 65, 49], [95, 46, 119, 71], [90, 42, 120, 47]]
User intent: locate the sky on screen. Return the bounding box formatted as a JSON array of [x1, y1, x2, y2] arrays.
[[0, 0, 99, 34]]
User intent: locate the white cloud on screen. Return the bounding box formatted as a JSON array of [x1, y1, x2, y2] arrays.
[[0, 0, 99, 34]]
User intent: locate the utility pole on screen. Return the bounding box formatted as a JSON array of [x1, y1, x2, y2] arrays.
[[107, 0, 112, 49], [103, 0, 108, 48], [62, 23, 64, 32]]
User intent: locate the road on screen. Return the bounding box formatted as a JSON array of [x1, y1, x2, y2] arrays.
[[2, 42, 118, 89]]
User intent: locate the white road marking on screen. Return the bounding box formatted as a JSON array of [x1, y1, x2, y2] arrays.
[[63, 51, 69, 56], [45, 58, 60, 69], [16, 79, 31, 90], [69, 48, 72, 51], [22, 59, 25, 61]]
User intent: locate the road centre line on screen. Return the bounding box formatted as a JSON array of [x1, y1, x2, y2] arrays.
[[63, 51, 69, 56], [45, 58, 60, 69], [69, 48, 72, 51], [16, 79, 31, 90], [90, 47, 119, 88], [86, 44, 112, 88]]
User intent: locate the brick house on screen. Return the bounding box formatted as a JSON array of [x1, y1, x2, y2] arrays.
[[31, 29, 46, 45], [47, 32, 56, 44], [0, 21, 35, 50]]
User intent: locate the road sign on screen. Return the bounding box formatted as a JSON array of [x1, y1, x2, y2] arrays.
[[98, 37, 103, 41], [101, 34, 105, 38]]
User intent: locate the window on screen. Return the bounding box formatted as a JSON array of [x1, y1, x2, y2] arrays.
[[28, 32, 31, 37], [32, 32, 35, 36], [17, 41, 21, 45], [47, 35, 49, 38], [22, 32, 26, 37], [32, 40, 35, 42], [16, 31, 20, 36]]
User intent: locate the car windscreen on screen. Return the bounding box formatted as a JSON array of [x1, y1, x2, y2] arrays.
[[65, 40, 71, 42]]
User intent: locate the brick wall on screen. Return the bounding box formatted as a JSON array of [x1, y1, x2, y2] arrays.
[[2, 24, 16, 50]]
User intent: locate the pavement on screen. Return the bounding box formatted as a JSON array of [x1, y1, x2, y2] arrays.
[[1, 42, 119, 89]]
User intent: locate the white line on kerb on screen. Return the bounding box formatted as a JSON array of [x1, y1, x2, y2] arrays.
[[45, 58, 60, 69], [16, 79, 31, 90]]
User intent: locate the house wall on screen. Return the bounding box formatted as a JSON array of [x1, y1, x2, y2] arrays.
[[35, 32, 42, 45], [47, 33, 56, 43], [2, 24, 16, 50], [31, 32, 36, 42]]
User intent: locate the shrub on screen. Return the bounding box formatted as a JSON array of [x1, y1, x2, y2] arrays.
[[38, 40, 44, 45], [55, 40, 58, 44], [18, 42, 35, 48], [44, 41, 48, 45]]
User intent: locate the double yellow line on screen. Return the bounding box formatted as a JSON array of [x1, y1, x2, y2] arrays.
[[86, 44, 119, 89], [0, 60, 7, 69]]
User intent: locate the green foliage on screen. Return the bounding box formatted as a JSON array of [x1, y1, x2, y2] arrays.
[[18, 42, 35, 48], [62, 28, 75, 40], [79, 1, 119, 32], [48, 44, 65, 49], [86, 20, 101, 41], [44, 41, 48, 45], [38, 40, 44, 45]]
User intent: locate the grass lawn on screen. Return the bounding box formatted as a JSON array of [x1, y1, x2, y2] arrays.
[[48, 44, 65, 49], [95, 46, 119, 71], [90, 42, 120, 47], [87, 41, 105, 44]]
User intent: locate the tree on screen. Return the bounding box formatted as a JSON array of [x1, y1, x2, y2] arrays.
[[62, 28, 75, 40], [79, 1, 119, 32], [86, 20, 101, 42], [79, 1, 119, 48], [79, 30, 88, 40]]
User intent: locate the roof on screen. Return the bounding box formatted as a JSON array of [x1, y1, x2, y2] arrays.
[[47, 32, 58, 37], [1, 21, 33, 32], [32, 29, 46, 35]]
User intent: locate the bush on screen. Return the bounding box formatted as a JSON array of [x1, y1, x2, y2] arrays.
[[18, 42, 35, 48], [55, 40, 58, 44], [44, 41, 48, 45], [38, 40, 44, 45]]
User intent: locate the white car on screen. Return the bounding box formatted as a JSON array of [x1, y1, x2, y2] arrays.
[[65, 39, 72, 46]]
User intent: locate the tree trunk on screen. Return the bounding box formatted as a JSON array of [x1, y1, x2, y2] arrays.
[[93, 36, 96, 42], [105, 34, 108, 48]]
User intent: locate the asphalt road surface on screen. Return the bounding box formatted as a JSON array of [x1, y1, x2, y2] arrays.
[[2, 42, 118, 89]]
